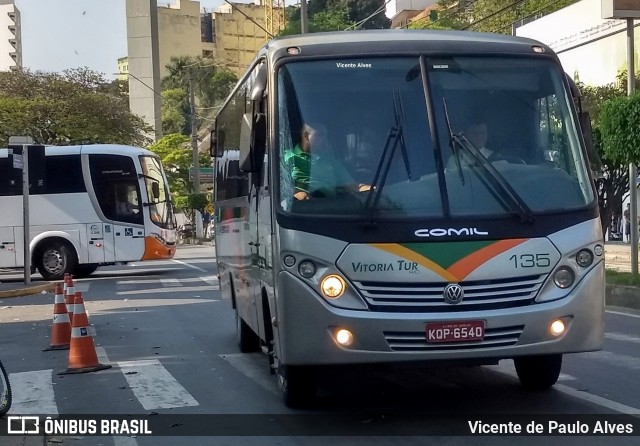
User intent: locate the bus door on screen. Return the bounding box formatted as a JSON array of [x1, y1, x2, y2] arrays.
[[0, 227, 16, 267], [247, 181, 263, 335]]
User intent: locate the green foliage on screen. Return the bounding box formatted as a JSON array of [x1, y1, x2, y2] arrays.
[[413, 0, 577, 34], [161, 88, 189, 135], [148, 133, 210, 195], [577, 71, 640, 237], [606, 269, 640, 287], [0, 68, 150, 147], [281, 0, 389, 35], [173, 193, 208, 227], [600, 92, 640, 165], [161, 56, 237, 135]]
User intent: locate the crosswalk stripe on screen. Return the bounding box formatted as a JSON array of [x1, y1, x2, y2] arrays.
[[160, 278, 183, 287], [579, 350, 640, 371], [118, 359, 199, 410], [8, 369, 58, 415], [605, 332, 640, 344], [116, 285, 213, 295], [171, 259, 208, 273]]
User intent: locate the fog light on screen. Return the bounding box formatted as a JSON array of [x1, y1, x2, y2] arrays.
[[553, 266, 575, 289], [283, 255, 296, 267], [321, 275, 346, 298], [576, 249, 593, 267], [550, 319, 566, 337], [335, 329, 353, 346], [298, 260, 316, 278], [594, 244, 603, 256]]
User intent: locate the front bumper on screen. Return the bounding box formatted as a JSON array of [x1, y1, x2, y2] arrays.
[[276, 261, 605, 366]]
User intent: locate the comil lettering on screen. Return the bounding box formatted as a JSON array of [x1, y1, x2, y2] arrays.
[[414, 228, 489, 237]]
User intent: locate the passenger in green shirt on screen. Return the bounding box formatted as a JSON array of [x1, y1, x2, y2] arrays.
[[284, 124, 371, 201]]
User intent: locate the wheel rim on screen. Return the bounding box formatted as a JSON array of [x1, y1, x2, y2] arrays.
[[42, 248, 64, 274]]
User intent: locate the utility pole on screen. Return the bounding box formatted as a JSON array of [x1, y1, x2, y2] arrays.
[[627, 19, 638, 274], [189, 73, 200, 194], [300, 0, 308, 34]]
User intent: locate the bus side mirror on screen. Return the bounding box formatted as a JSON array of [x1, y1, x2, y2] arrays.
[[210, 129, 224, 157], [578, 111, 604, 179], [151, 182, 160, 199], [239, 112, 266, 173]]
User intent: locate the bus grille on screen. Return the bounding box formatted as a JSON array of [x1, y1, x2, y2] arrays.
[[354, 275, 545, 312], [384, 325, 524, 352]]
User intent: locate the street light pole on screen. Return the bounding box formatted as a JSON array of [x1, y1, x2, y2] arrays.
[[189, 73, 200, 194]]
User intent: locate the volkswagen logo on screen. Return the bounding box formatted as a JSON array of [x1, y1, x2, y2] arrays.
[[443, 283, 464, 304]]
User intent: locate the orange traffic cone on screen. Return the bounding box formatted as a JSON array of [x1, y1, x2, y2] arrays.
[[43, 283, 71, 351], [59, 291, 111, 375], [64, 276, 75, 322]]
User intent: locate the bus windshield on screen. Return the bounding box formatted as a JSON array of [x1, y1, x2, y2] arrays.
[[140, 155, 175, 228], [277, 56, 594, 218]]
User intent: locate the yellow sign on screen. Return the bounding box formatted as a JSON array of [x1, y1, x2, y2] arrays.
[[205, 203, 214, 214]]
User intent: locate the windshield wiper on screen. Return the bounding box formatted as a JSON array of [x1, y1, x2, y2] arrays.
[[365, 91, 412, 216], [443, 99, 465, 186], [442, 100, 535, 223]]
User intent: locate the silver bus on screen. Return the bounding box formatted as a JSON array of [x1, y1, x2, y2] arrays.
[[211, 30, 604, 407]]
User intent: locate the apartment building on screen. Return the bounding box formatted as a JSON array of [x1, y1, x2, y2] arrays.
[[125, 0, 276, 140], [0, 0, 21, 71]]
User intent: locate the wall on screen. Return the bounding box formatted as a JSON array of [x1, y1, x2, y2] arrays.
[[516, 0, 640, 86]]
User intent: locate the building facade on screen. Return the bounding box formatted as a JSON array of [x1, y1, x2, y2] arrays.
[[515, 0, 640, 87], [0, 0, 21, 71]]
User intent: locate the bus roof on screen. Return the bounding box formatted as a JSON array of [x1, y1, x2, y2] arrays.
[[259, 29, 554, 61], [0, 144, 156, 158]]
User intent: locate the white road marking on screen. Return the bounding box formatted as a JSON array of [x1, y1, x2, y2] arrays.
[[8, 369, 58, 415], [118, 359, 199, 410], [113, 437, 139, 446], [607, 309, 640, 319], [171, 259, 208, 273], [201, 275, 219, 286], [488, 359, 640, 414], [579, 350, 640, 371], [605, 332, 640, 344], [220, 353, 280, 397], [160, 278, 183, 287], [116, 286, 213, 295], [95, 346, 110, 365]]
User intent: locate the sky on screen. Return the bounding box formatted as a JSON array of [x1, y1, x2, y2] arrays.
[[16, 0, 228, 78]]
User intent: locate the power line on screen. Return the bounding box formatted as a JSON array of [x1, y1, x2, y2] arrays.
[[462, 0, 530, 30]]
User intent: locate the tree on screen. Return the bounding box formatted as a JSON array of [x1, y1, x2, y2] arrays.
[[161, 56, 237, 135], [410, 0, 576, 34], [578, 71, 640, 237], [147, 133, 210, 195], [174, 193, 209, 232], [0, 68, 150, 147]]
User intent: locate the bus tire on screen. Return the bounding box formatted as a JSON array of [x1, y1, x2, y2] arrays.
[[278, 365, 316, 408], [36, 240, 78, 281], [514, 354, 562, 390], [74, 264, 99, 278], [236, 309, 260, 353]]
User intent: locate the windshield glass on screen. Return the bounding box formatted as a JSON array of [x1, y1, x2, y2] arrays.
[[140, 155, 176, 229], [277, 56, 594, 218]]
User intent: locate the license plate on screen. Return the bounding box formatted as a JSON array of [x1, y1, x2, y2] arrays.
[[426, 320, 485, 343]]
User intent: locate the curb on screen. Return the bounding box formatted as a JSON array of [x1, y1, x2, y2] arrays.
[[0, 282, 56, 299], [606, 284, 640, 311]]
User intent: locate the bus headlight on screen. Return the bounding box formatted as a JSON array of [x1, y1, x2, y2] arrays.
[[321, 275, 346, 299], [553, 266, 575, 289], [576, 249, 594, 267], [298, 261, 316, 278]]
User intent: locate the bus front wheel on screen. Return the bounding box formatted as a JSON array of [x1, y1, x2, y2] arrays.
[[514, 354, 562, 390], [36, 241, 78, 281], [278, 365, 316, 408]]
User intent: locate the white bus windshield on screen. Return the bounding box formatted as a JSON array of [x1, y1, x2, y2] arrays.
[[277, 56, 594, 217], [140, 155, 175, 229]]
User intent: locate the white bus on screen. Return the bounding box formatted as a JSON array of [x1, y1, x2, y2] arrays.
[[212, 30, 605, 407], [0, 144, 177, 279]]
